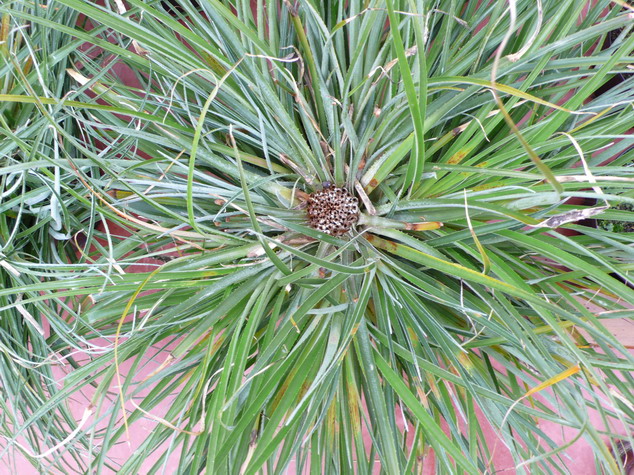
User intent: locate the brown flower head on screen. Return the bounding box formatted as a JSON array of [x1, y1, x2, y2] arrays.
[[306, 185, 359, 236]]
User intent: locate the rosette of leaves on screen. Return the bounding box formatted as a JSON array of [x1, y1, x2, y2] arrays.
[[2, 0, 634, 473]]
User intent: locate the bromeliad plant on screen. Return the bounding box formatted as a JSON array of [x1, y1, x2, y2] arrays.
[[1, 0, 634, 473]]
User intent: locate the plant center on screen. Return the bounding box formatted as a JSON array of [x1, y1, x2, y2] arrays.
[[306, 186, 359, 236]]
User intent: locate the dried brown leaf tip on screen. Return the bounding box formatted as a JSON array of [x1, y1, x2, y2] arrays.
[[306, 184, 359, 236]]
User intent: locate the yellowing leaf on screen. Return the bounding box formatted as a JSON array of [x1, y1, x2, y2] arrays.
[[448, 148, 471, 164], [525, 364, 580, 398]]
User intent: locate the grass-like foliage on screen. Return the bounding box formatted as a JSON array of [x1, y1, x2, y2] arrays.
[[1, 0, 634, 473]]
